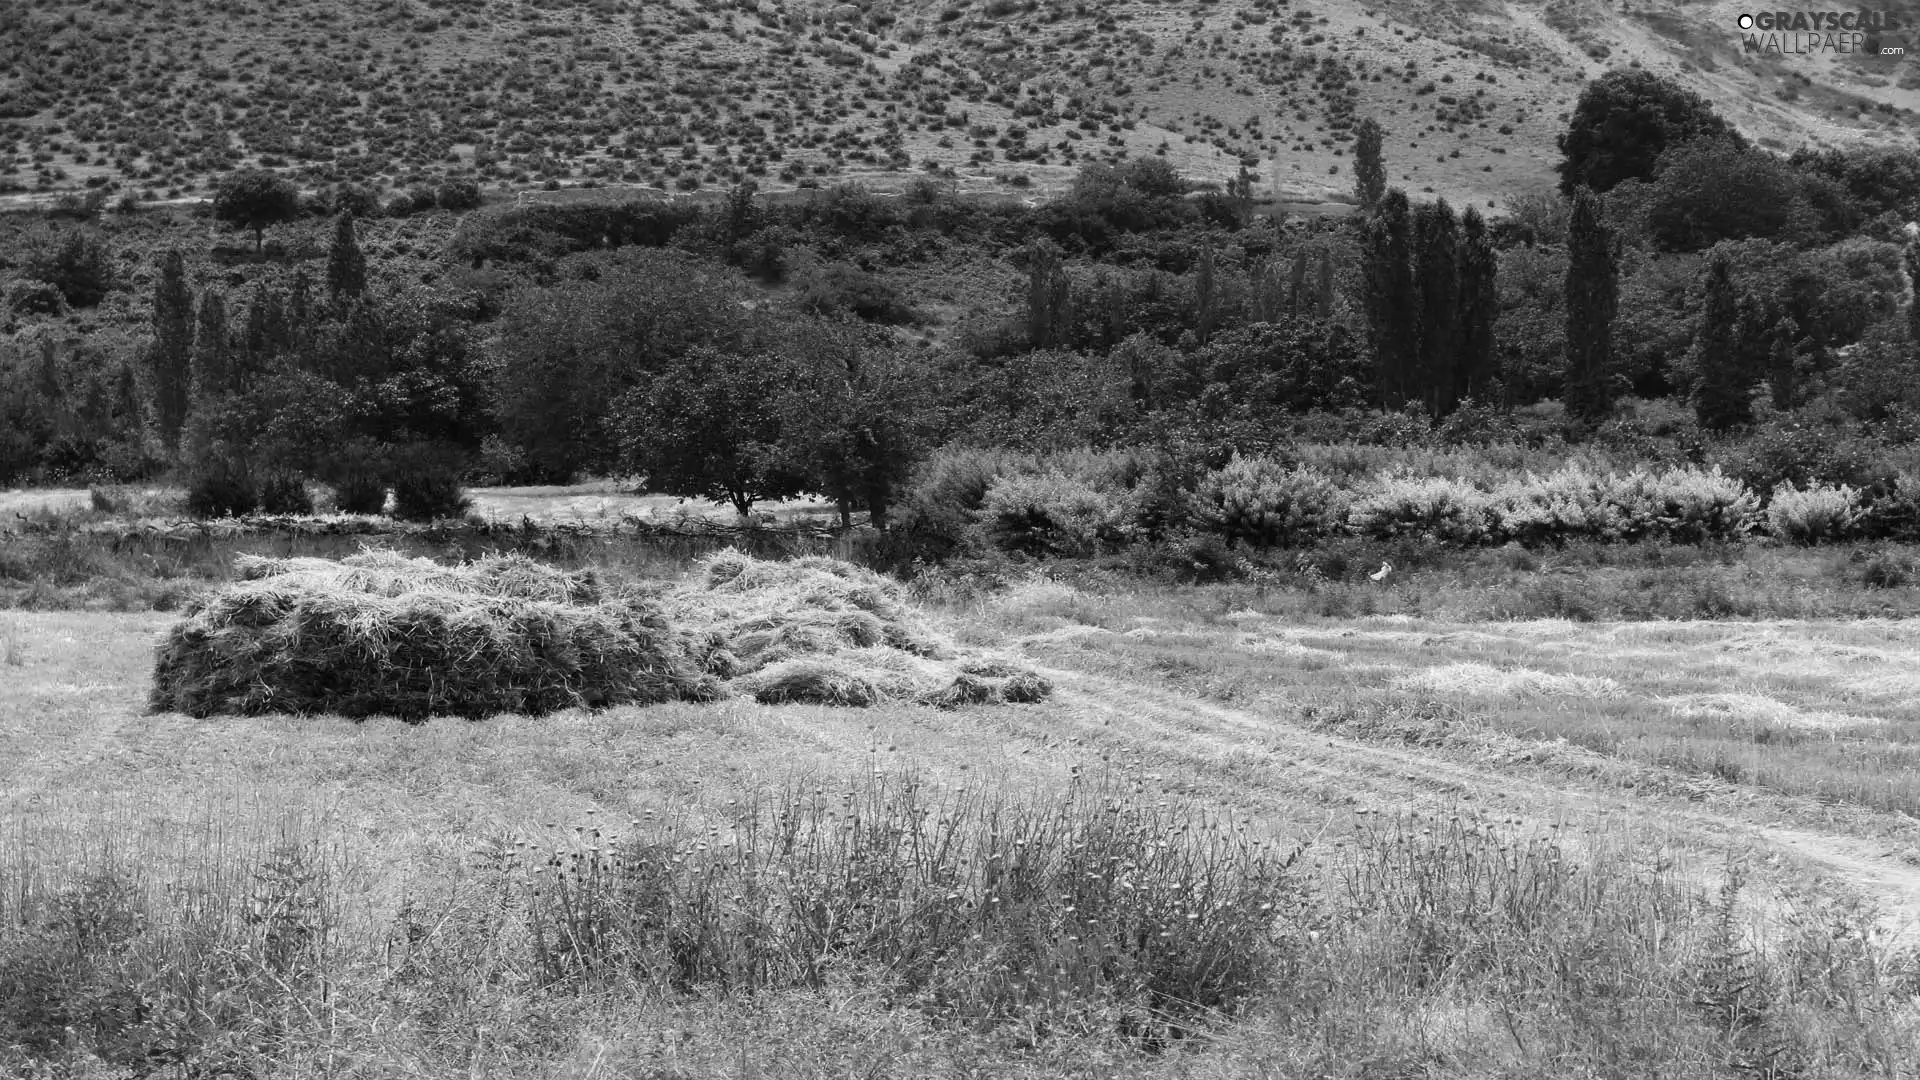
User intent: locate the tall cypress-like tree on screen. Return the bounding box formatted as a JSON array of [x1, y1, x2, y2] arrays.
[[1562, 187, 1619, 428], [326, 211, 367, 308], [191, 290, 234, 403], [1362, 188, 1417, 410], [286, 266, 314, 357], [1286, 248, 1308, 318], [1314, 248, 1334, 319], [1026, 239, 1070, 349], [1768, 314, 1800, 412], [1353, 117, 1387, 211], [148, 248, 194, 455], [1456, 206, 1499, 406], [1194, 245, 1218, 345], [1906, 238, 1920, 348], [240, 281, 290, 372], [1690, 248, 1750, 431], [1413, 199, 1461, 417]]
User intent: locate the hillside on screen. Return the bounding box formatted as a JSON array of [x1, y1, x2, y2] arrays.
[[1, 0, 1914, 215]]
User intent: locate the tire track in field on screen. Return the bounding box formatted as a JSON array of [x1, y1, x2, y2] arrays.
[[1019, 659, 1920, 946]]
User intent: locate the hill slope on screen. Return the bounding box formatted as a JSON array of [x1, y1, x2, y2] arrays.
[[0, 0, 1913, 214]]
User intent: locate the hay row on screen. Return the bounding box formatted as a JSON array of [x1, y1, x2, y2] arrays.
[[150, 547, 1051, 721]]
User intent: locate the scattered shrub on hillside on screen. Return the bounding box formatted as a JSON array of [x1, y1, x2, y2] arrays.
[[1189, 457, 1346, 549], [1766, 481, 1863, 544], [980, 471, 1135, 557], [435, 178, 483, 211]]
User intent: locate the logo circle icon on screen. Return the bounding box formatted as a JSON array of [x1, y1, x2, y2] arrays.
[[1737, 13, 1754, 28]]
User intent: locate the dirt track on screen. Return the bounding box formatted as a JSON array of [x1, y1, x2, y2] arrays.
[[1019, 657, 1920, 949]]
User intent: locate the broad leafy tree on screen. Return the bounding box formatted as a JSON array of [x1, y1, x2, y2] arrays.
[[770, 318, 939, 529], [1556, 68, 1745, 196], [212, 169, 302, 253], [614, 344, 807, 516]]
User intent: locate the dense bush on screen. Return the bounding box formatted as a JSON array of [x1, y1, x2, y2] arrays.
[[1861, 472, 1920, 541], [793, 260, 917, 323], [980, 471, 1134, 557], [1346, 473, 1494, 545], [184, 456, 259, 519], [1611, 465, 1761, 543], [1487, 466, 1638, 546], [18, 226, 115, 307], [1189, 457, 1346, 549], [387, 443, 473, 522], [1766, 481, 1863, 544]]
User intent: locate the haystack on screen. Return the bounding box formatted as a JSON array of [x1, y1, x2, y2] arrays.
[[151, 550, 717, 721], [677, 550, 1053, 708], [150, 547, 1051, 720]]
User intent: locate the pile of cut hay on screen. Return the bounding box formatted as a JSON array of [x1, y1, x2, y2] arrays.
[[670, 550, 1052, 708], [150, 548, 1051, 720], [151, 551, 719, 721]]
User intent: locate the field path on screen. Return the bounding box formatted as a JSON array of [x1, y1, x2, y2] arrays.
[[1021, 659, 1920, 947]]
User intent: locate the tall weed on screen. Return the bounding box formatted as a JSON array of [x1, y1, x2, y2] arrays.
[[521, 770, 1303, 1033]]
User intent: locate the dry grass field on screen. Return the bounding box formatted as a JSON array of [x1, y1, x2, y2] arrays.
[[4, 562, 1919, 1077]]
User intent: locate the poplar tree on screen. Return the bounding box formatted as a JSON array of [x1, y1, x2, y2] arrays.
[[191, 290, 234, 403], [1690, 248, 1750, 431], [1353, 117, 1387, 211], [1768, 314, 1800, 412], [1361, 188, 1417, 410], [1413, 199, 1460, 417], [148, 248, 194, 455], [1562, 187, 1619, 428], [1313, 248, 1334, 320], [1194, 245, 1218, 345], [1456, 206, 1499, 406], [327, 211, 367, 308], [1906, 239, 1920, 349], [1026, 239, 1070, 349]]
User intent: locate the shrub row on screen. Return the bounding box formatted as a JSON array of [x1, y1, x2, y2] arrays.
[[909, 449, 1920, 553]]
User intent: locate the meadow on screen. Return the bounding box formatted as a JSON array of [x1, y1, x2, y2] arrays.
[[4, 550, 1919, 1078]]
